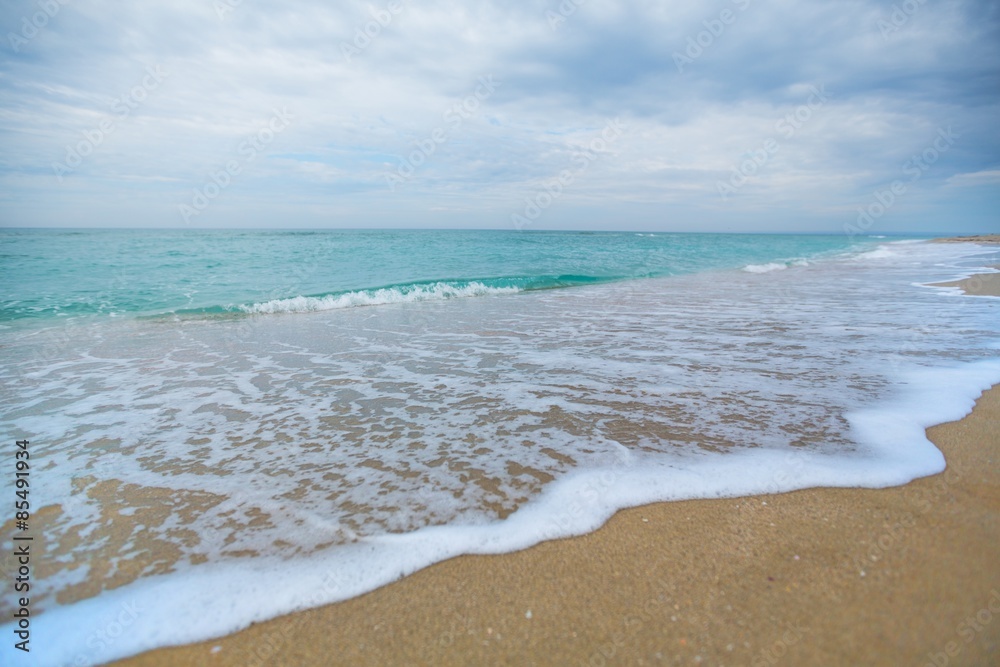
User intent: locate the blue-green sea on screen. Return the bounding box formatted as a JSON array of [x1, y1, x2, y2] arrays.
[[1, 229, 886, 324]]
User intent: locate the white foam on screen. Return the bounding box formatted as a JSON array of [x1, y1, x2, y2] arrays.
[[742, 262, 788, 273], [7, 357, 999, 667], [855, 246, 895, 260], [741, 259, 807, 273], [240, 281, 521, 314]]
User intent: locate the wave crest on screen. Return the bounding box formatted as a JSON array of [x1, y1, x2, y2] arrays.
[[742, 259, 809, 274], [240, 281, 522, 314]]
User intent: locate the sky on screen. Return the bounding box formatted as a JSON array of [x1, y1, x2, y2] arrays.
[[0, 0, 998, 233]]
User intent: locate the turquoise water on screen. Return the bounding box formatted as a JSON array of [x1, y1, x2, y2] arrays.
[[1, 229, 886, 323]]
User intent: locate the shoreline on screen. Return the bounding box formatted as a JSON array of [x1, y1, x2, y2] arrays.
[[931, 271, 1000, 298], [103, 242, 1000, 666], [931, 234, 1000, 245], [112, 389, 1000, 666]]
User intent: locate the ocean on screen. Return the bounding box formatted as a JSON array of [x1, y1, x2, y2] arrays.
[[1, 229, 999, 665]]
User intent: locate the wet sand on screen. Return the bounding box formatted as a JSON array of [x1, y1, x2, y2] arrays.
[[932, 272, 1000, 298], [112, 396, 1000, 666]]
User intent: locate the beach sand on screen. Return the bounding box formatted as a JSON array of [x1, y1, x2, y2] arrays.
[[932, 272, 1000, 298], [109, 263, 1000, 667], [932, 235, 1000, 245], [111, 398, 1000, 666]]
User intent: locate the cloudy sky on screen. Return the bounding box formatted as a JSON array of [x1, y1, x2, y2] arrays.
[[1, 0, 998, 232]]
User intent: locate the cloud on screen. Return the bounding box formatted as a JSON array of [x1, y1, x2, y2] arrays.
[[945, 169, 1000, 187], [0, 0, 997, 232]]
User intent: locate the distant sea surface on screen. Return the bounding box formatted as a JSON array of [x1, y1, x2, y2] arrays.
[[1, 229, 999, 666], [1, 229, 884, 323]]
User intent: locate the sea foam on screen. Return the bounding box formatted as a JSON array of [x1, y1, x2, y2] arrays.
[[8, 357, 1000, 667], [239, 281, 521, 314], [742, 259, 809, 273]]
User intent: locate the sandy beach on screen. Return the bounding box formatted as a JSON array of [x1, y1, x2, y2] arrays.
[[933, 272, 1000, 298], [932, 235, 1000, 245], [111, 271, 1000, 666]]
